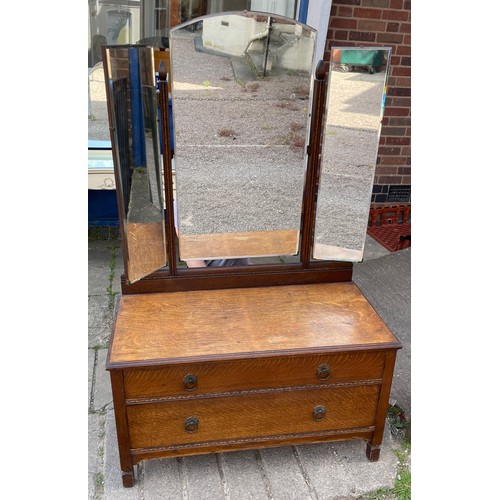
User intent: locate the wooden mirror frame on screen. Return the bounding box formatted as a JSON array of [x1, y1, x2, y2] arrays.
[[102, 40, 354, 295], [118, 58, 352, 295]]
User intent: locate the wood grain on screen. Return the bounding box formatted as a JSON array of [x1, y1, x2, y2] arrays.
[[108, 282, 400, 366], [179, 229, 299, 261], [127, 384, 380, 449], [129, 429, 374, 462], [125, 222, 166, 284], [123, 351, 386, 399]]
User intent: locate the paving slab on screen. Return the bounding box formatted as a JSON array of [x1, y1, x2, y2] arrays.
[[88, 295, 113, 348], [219, 450, 271, 499], [89, 348, 96, 408], [259, 446, 314, 500], [88, 240, 115, 295], [297, 427, 397, 499], [112, 245, 125, 293], [353, 248, 411, 416], [143, 459, 184, 499], [88, 414, 101, 499], [94, 348, 113, 412], [181, 453, 226, 499], [363, 235, 391, 261], [89, 413, 106, 499], [104, 413, 142, 500]]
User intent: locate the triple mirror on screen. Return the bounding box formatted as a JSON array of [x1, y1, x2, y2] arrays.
[[102, 12, 391, 285]]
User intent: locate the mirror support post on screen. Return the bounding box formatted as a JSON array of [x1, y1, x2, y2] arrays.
[[300, 60, 327, 267], [158, 61, 177, 275]]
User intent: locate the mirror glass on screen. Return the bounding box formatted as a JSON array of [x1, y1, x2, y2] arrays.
[[170, 13, 316, 262], [313, 47, 391, 262], [103, 45, 167, 283]]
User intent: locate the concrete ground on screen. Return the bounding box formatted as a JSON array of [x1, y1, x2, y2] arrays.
[[88, 236, 410, 499]]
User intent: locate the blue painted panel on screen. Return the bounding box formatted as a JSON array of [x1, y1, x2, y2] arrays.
[[129, 47, 146, 166], [298, 0, 309, 24], [88, 190, 119, 227]]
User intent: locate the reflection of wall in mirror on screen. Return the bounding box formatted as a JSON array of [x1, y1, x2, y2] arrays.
[[182, 1, 297, 23], [202, 15, 314, 72], [203, 14, 257, 55], [251, 0, 295, 18]]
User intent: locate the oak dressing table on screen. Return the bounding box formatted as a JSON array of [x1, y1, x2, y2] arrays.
[[102, 13, 401, 487]]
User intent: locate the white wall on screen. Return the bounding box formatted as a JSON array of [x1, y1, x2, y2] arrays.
[[203, 15, 266, 56], [305, 0, 331, 66], [251, 0, 295, 18]]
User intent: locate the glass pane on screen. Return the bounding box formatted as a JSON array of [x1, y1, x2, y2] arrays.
[[170, 12, 316, 262], [313, 48, 391, 262], [88, 1, 170, 143], [179, 1, 299, 27], [103, 46, 167, 283]]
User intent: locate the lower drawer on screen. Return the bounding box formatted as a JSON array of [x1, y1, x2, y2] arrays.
[[127, 384, 380, 450]]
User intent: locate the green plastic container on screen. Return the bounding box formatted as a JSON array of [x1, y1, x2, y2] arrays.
[[340, 50, 384, 73]]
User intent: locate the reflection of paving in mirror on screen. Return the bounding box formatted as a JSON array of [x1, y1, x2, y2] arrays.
[[127, 169, 163, 224], [88, 63, 111, 141], [327, 70, 387, 130]]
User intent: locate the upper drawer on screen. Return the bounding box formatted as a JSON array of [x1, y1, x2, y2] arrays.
[[123, 350, 386, 400]]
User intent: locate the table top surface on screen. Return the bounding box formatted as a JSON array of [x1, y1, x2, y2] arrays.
[[107, 282, 401, 368]]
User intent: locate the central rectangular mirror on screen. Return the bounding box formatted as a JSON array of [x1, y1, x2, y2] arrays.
[[169, 12, 316, 262]]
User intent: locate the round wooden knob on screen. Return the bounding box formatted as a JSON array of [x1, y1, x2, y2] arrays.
[[184, 416, 199, 433]]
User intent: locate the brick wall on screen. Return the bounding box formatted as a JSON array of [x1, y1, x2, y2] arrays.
[[325, 0, 411, 204]]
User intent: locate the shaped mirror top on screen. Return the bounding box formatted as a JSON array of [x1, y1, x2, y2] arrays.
[[169, 13, 316, 262]]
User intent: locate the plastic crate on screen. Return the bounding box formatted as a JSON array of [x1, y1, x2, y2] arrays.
[[339, 50, 385, 73]]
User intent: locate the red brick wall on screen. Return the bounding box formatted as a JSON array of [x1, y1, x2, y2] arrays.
[[325, 0, 411, 203]]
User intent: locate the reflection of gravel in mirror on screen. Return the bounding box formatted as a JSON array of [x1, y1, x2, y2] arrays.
[[315, 167, 375, 252], [322, 127, 379, 172], [170, 31, 312, 237], [315, 127, 378, 251], [176, 146, 305, 235], [127, 169, 163, 224], [171, 37, 313, 102], [174, 98, 309, 148]]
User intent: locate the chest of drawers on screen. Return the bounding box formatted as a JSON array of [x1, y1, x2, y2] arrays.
[[107, 282, 401, 487]]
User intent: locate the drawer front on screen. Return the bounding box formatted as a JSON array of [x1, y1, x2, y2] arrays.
[[127, 384, 380, 449], [124, 351, 386, 399]]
